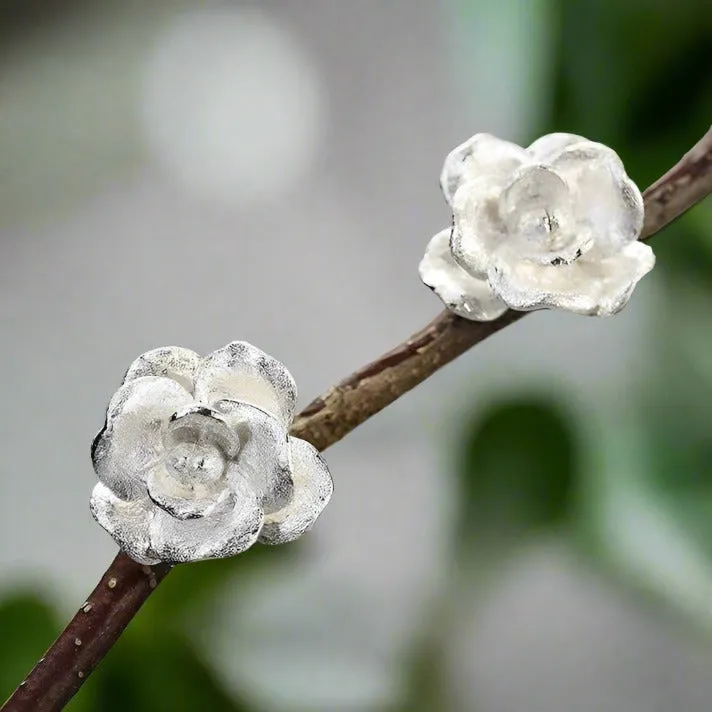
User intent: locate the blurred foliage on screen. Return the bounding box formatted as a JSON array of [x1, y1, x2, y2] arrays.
[[0, 550, 276, 709], [456, 398, 578, 546], [66, 545, 282, 710], [140, 544, 285, 624], [550, 0, 712, 627], [448, 0, 712, 623], [84, 628, 249, 712], [412, 0, 712, 706], [1, 0, 712, 710], [0, 592, 72, 706]]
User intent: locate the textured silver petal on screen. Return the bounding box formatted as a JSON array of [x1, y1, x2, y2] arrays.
[[426, 132, 654, 320], [488, 240, 655, 315], [213, 399, 294, 514], [90, 342, 334, 563], [123, 346, 201, 393], [441, 133, 527, 206], [164, 404, 241, 459], [259, 436, 333, 545], [92, 376, 194, 500], [193, 341, 297, 426], [419, 229, 508, 321], [89, 483, 158, 565], [526, 132, 587, 163], [450, 176, 507, 277], [550, 142, 644, 249], [149, 479, 263, 563]]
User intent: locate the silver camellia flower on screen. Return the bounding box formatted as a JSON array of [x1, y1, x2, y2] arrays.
[[90, 342, 333, 565], [419, 133, 655, 320]]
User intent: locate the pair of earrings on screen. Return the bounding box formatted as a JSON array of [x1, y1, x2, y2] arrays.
[[91, 132, 654, 564]]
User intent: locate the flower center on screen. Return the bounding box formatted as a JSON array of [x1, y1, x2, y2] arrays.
[[517, 207, 572, 252], [500, 165, 587, 264], [164, 441, 227, 486]]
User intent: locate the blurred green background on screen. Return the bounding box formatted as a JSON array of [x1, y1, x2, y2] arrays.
[[1, 1, 711, 710]]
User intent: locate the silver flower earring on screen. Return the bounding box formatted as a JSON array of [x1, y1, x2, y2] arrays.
[[419, 133, 655, 319], [90, 341, 333, 565]]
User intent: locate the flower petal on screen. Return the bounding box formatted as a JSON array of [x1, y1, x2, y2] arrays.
[[213, 400, 294, 514], [259, 437, 333, 545], [123, 346, 201, 394], [92, 377, 194, 500], [89, 483, 158, 565], [419, 228, 508, 321], [193, 341, 297, 426], [450, 176, 507, 278], [526, 132, 587, 163], [549, 141, 644, 249], [147, 464, 232, 520], [148, 479, 263, 563], [488, 241, 655, 315], [164, 404, 241, 460], [441, 133, 527, 205]]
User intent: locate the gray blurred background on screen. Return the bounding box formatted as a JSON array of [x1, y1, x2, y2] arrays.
[[2, 1, 712, 711]]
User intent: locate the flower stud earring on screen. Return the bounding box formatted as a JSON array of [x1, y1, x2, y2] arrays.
[[419, 133, 655, 320], [90, 342, 333, 565]]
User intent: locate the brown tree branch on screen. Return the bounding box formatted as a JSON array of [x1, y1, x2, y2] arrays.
[[641, 126, 712, 238], [290, 309, 525, 450], [291, 125, 712, 451], [3, 126, 712, 712], [2, 555, 172, 712]]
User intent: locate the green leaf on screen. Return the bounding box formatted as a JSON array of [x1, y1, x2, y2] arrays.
[[143, 543, 286, 625], [0, 591, 91, 709], [550, 0, 712, 157], [575, 417, 712, 633], [69, 545, 288, 711], [395, 613, 456, 712], [74, 627, 251, 712], [456, 397, 579, 550]]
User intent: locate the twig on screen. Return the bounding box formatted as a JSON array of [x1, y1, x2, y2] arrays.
[[290, 309, 525, 450], [2, 555, 171, 711], [641, 126, 712, 238], [3, 126, 712, 712], [291, 125, 712, 451]]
